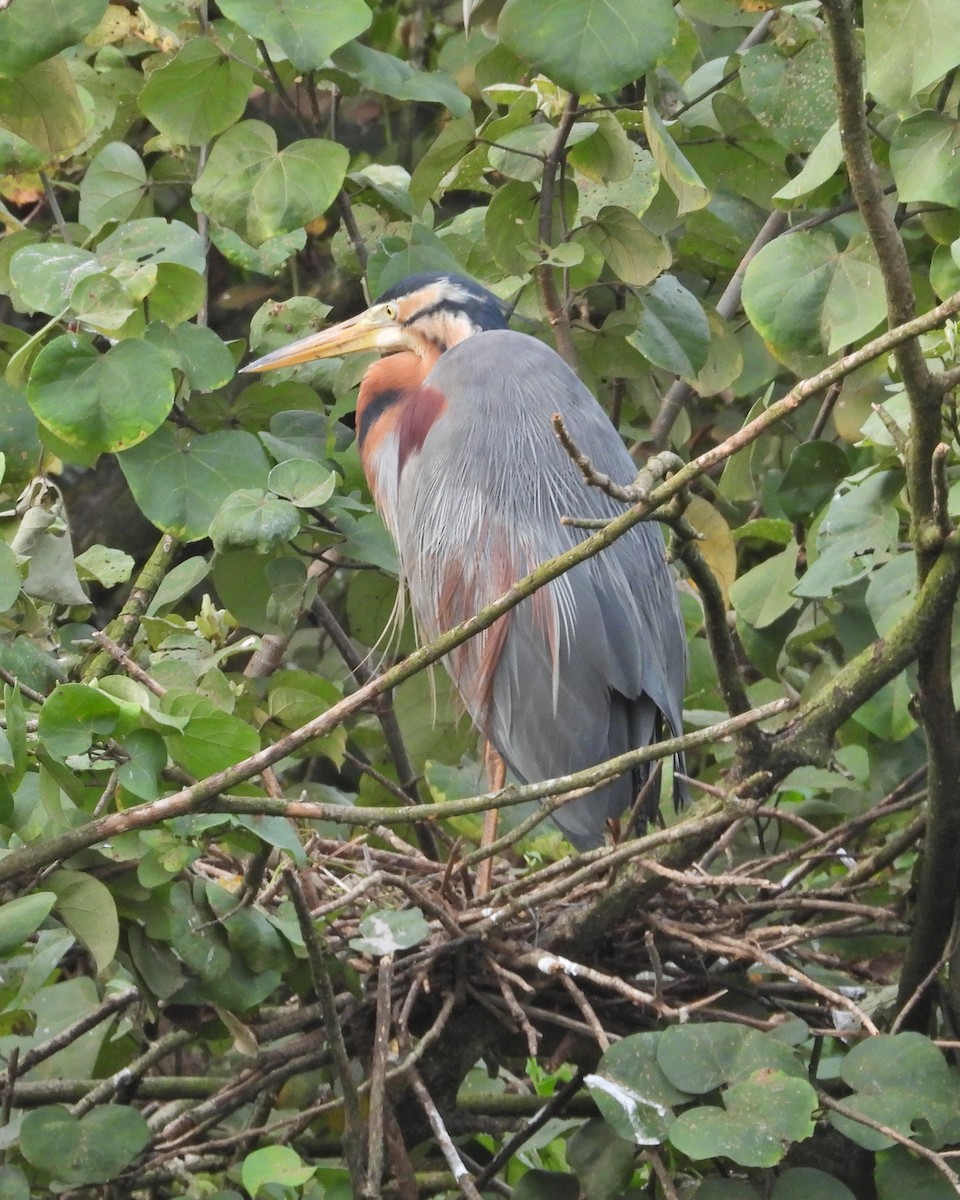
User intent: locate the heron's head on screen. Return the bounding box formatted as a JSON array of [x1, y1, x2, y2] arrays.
[[242, 272, 509, 373]]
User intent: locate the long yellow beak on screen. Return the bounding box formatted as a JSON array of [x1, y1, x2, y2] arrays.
[[241, 303, 406, 373]]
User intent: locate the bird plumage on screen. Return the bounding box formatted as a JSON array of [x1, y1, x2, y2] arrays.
[[244, 272, 688, 849]]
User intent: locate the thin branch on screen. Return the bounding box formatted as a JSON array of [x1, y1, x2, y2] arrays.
[[364, 953, 394, 1198], [81, 534, 180, 682], [537, 94, 579, 367], [819, 1093, 960, 1190], [408, 1071, 484, 1200], [472, 1068, 587, 1192], [16, 988, 140, 1078], [285, 870, 366, 1192], [312, 595, 439, 859]]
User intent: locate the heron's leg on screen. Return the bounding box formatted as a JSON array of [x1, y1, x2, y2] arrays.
[[477, 743, 506, 896]]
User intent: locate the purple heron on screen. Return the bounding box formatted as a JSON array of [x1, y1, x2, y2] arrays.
[[244, 272, 687, 849]]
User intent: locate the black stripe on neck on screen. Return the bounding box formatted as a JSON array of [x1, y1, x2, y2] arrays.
[[357, 387, 403, 449]]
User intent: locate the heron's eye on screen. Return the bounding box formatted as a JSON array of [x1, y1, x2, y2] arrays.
[[384, 303, 398, 320]]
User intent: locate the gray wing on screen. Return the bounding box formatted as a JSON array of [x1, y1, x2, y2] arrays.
[[396, 329, 687, 849]]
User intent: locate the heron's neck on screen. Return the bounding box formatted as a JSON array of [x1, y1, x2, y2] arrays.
[[355, 352, 449, 509]]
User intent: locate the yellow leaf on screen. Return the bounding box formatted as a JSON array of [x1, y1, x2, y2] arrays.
[[684, 494, 736, 609]]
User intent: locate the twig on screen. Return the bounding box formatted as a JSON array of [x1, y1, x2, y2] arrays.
[[1, 1049, 19, 1127], [91, 632, 166, 696], [647, 1148, 680, 1200], [523, 951, 678, 1018], [558, 974, 609, 1050], [0, 667, 46, 705], [408, 1070, 484, 1200], [537, 94, 580, 368], [313, 595, 439, 860], [472, 1068, 588, 1192], [819, 1092, 960, 1190], [40, 171, 71, 245], [364, 953, 394, 1198], [16, 988, 140, 1078], [285, 870, 366, 1192], [0, 695, 792, 887], [82, 534, 180, 682], [890, 912, 959, 1035], [73, 1028, 196, 1118]]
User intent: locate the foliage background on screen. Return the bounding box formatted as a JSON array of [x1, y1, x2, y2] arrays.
[[1, 0, 960, 1196]]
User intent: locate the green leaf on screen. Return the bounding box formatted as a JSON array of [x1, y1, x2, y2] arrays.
[[772, 1168, 856, 1200], [164, 693, 261, 777], [729, 545, 798, 628], [498, 0, 678, 94], [794, 470, 902, 600], [0, 893, 56, 954], [97, 217, 207, 274], [27, 336, 174, 454], [588, 1032, 689, 1145], [577, 144, 660, 221], [332, 43, 470, 116], [569, 110, 636, 183], [268, 459, 337, 508], [9, 244, 100, 317], [410, 115, 477, 211], [38, 683, 123, 758], [864, 0, 960, 109], [644, 101, 709, 214], [194, 121, 350, 246], [241, 1146, 315, 1198], [828, 1033, 960, 1151], [349, 908, 431, 955], [627, 275, 710, 378], [75, 544, 135, 588], [144, 322, 235, 393], [210, 223, 306, 274], [584, 205, 670, 286], [0, 57, 87, 158], [890, 111, 960, 208], [1, 683, 27, 788], [774, 122, 843, 204], [118, 728, 167, 801], [658, 1023, 803, 1094], [0, 542, 20, 613], [669, 1070, 817, 1167], [266, 670, 342, 730], [566, 1119, 636, 1200], [0, 1164, 30, 1200], [139, 38, 255, 146], [0, 128, 45, 174], [0, 0, 108, 76], [20, 1105, 150, 1186], [484, 179, 540, 274], [209, 488, 302, 553], [513, 1171, 580, 1200], [119, 426, 271, 542], [739, 41, 837, 153], [217, 0, 370, 71], [778, 442, 849, 521], [821, 237, 887, 352], [875, 1146, 960, 1200], [78, 142, 149, 235], [46, 869, 119, 973], [741, 229, 836, 363]]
